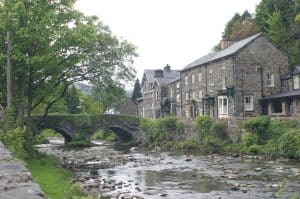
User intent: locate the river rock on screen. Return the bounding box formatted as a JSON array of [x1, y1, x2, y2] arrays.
[[255, 168, 262, 172], [160, 193, 168, 197]]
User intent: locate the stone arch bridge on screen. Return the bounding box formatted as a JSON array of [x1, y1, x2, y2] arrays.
[[29, 114, 143, 143]]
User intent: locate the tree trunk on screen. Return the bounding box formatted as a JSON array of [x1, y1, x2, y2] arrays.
[[17, 77, 25, 127], [27, 67, 33, 133], [6, 31, 13, 108]]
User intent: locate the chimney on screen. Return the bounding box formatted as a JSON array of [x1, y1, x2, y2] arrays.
[[163, 64, 171, 73], [220, 38, 234, 50], [154, 69, 164, 78]]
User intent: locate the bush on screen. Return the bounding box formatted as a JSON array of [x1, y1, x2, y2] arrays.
[[140, 116, 184, 145], [0, 128, 28, 160], [242, 132, 259, 147], [267, 119, 299, 138], [210, 120, 228, 139], [106, 133, 117, 142], [201, 135, 224, 154], [194, 115, 213, 140], [278, 129, 300, 159], [243, 116, 270, 144], [34, 129, 63, 144]]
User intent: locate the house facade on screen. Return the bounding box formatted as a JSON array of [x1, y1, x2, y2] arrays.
[[139, 33, 292, 121], [180, 33, 289, 120], [141, 65, 180, 118], [263, 66, 300, 117]]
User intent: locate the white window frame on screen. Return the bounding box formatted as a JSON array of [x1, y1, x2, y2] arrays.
[[266, 73, 275, 87], [244, 96, 254, 111], [198, 90, 203, 100], [218, 96, 228, 115], [185, 76, 189, 85], [222, 76, 226, 90], [176, 94, 180, 102], [192, 91, 197, 100], [176, 83, 180, 89], [185, 93, 189, 101], [191, 74, 195, 84], [198, 73, 202, 82], [294, 75, 300, 90], [209, 69, 212, 74], [170, 88, 173, 98]]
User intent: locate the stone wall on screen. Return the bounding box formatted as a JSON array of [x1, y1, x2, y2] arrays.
[[234, 36, 289, 117], [0, 141, 44, 199]]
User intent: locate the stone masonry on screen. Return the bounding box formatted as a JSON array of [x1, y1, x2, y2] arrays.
[[0, 141, 44, 199]]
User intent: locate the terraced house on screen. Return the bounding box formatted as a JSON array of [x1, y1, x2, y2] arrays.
[[140, 65, 180, 118], [180, 33, 289, 120], [139, 33, 294, 120]]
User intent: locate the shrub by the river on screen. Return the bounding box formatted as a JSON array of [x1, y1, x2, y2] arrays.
[[140, 116, 184, 145], [34, 129, 63, 144], [0, 128, 28, 160], [91, 129, 117, 142], [278, 129, 300, 159], [240, 117, 300, 159], [194, 115, 213, 140]]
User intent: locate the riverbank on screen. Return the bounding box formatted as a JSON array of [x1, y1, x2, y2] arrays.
[[35, 140, 300, 199], [27, 153, 96, 199], [0, 141, 44, 199]]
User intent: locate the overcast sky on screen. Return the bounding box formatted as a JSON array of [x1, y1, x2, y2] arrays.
[[75, 0, 261, 86]]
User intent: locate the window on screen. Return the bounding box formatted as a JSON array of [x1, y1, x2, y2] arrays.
[[176, 94, 180, 102], [170, 88, 173, 98], [185, 93, 189, 101], [176, 83, 180, 89], [192, 74, 195, 84], [209, 69, 212, 74], [222, 76, 226, 90], [294, 75, 300, 89], [185, 76, 189, 85], [218, 96, 228, 115], [208, 80, 214, 92], [273, 100, 282, 113], [192, 91, 197, 100], [198, 90, 203, 99], [198, 73, 202, 82], [156, 90, 159, 100], [244, 96, 253, 111], [266, 73, 275, 87]]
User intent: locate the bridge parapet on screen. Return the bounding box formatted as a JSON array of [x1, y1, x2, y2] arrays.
[[30, 114, 142, 143]]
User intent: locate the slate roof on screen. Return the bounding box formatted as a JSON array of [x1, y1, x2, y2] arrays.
[[143, 68, 180, 87], [293, 66, 300, 74], [264, 90, 300, 100], [183, 33, 263, 71]]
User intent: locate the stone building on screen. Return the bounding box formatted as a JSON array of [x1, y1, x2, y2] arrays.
[[141, 65, 180, 118], [264, 66, 300, 117], [168, 78, 181, 117], [180, 33, 289, 120], [118, 98, 137, 116]]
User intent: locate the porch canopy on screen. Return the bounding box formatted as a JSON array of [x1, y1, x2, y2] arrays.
[[263, 90, 300, 100]]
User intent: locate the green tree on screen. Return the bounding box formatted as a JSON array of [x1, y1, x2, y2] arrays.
[[0, 0, 137, 128], [131, 79, 142, 101], [255, 0, 300, 66], [64, 86, 80, 114]]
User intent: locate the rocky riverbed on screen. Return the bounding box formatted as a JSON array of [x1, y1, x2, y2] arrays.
[[36, 139, 300, 199]]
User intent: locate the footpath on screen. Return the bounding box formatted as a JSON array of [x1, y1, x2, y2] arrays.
[[0, 141, 44, 199]]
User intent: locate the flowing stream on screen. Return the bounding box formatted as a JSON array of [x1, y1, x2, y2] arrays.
[[36, 139, 300, 199]]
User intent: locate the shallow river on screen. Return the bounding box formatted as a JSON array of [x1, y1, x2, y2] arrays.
[[36, 140, 300, 199]]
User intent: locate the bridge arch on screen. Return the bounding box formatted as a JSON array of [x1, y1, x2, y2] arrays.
[[35, 127, 73, 143], [93, 125, 134, 142]]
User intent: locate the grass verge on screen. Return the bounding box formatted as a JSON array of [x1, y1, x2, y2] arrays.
[[27, 154, 94, 199]]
